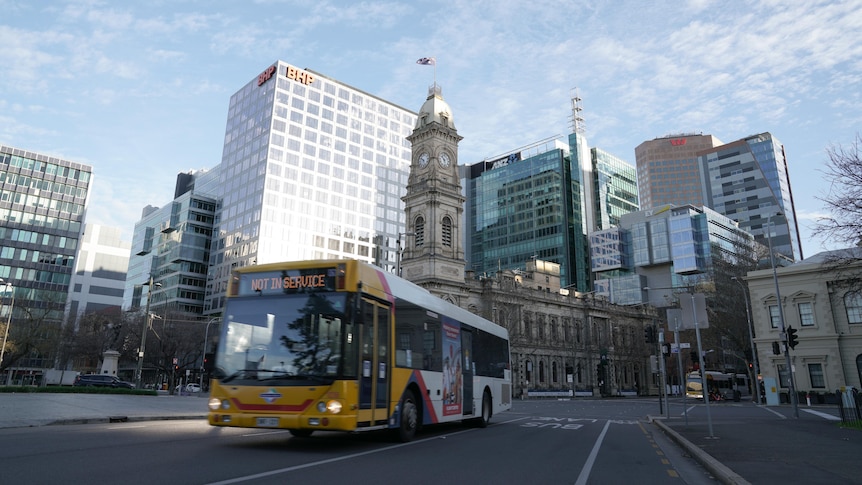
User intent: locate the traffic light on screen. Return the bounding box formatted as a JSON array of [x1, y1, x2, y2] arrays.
[[772, 341, 781, 355], [644, 326, 655, 343], [787, 326, 799, 350]]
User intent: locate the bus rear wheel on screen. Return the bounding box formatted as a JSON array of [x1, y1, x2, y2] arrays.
[[475, 390, 492, 428], [289, 429, 314, 438], [398, 391, 419, 442]]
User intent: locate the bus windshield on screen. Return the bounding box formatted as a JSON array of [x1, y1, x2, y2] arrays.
[[214, 292, 353, 384]]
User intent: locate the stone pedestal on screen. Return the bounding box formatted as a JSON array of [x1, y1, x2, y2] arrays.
[[100, 350, 120, 376]]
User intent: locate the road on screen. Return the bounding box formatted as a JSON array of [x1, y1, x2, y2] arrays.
[[0, 399, 715, 484]]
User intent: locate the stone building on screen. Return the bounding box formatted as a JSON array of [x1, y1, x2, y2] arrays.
[[747, 248, 862, 399], [401, 84, 660, 398]]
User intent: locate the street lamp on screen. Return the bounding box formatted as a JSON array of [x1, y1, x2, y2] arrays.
[[135, 276, 161, 389], [732, 276, 762, 405], [766, 212, 799, 418], [0, 279, 14, 369], [199, 317, 221, 391]]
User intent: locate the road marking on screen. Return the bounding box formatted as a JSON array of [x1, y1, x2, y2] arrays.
[[108, 425, 147, 430], [761, 406, 787, 419], [574, 420, 610, 485], [802, 408, 840, 421], [206, 428, 476, 484]]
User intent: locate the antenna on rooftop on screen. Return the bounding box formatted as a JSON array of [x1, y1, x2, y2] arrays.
[[570, 87, 585, 135]]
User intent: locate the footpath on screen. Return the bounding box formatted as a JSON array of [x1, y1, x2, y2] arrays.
[[653, 399, 862, 485], [0, 391, 207, 428]]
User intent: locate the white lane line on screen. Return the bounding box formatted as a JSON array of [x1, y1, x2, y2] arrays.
[[207, 427, 476, 485], [574, 420, 611, 485], [802, 408, 840, 421], [761, 406, 787, 419]]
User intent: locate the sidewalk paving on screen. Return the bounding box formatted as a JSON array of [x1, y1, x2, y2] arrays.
[[0, 392, 207, 428], [653, 401, 862, 485]]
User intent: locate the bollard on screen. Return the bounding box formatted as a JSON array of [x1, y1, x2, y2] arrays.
[[806, 393, 811, 407]]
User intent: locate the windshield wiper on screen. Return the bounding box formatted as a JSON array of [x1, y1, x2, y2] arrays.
[[221, 369, 259, 383]]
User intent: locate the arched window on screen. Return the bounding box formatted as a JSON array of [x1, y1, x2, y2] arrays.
[[441, 216, 452, 247], [414, 217, 425, 247]]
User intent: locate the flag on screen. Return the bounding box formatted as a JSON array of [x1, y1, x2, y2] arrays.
[[416, 57, 436, 65]]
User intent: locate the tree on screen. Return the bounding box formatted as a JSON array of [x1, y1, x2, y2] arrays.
[[0, 288, 66, 375], [815, 134, 862, 250], [65, 308, 132, 373]]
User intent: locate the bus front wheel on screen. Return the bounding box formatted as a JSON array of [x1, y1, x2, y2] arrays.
[[398, 391, 419, 442]]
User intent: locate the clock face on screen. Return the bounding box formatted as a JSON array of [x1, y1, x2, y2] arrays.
[[418, 152, 430, 167], [439, 152, 451, 167]]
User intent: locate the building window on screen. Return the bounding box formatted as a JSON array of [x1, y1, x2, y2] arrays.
[[808, 363, 826, 388], [769, 305, 781, 328], [539, 361, 545, 383], [846, 291, 862, 324], [441, 216, 452, 247], [414, 217, 425, 247], [798, 302, 815, 327], [777, 364, 791, 388], [552, 361, 558, 384]]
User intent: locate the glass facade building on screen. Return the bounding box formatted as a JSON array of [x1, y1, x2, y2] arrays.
[[204, 61, 416, 313], [125, 183, 216, 316], [698, 132, 802, 261], [466, 133, 638, 290], [636, 132, 801, 262], [0, 144, 92, 376], [591, 204, 754, 305]]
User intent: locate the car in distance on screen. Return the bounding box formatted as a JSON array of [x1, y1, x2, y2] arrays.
[[73, 374, 136, 389], [175, 383, 202, 393]]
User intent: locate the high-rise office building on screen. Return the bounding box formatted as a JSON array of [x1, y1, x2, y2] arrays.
[[590, 204, 755, 305], [125, 176, 217, 316], [635, 133, 723, 210], [129, 61, 418, 315], [697, 132, 802, 261], [65, 223, 130, 323], [0, 145, 92, 381], [635, 132, 801, 261], [465, 132, 637, 290]]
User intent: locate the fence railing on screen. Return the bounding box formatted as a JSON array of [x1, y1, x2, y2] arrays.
[[836, 388, 862, 425]]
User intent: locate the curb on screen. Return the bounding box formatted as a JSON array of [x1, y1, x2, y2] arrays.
[[12, 415, 209, 429], [650, 417, 751, 485]]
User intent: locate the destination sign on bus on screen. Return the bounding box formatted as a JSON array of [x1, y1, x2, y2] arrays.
[[237, 268, 337, 296]]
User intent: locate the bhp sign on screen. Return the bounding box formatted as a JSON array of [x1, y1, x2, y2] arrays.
[[670, 139, 687, 146]]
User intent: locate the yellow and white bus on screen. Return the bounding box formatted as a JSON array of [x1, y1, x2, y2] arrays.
[[207, 260, 512, 441]]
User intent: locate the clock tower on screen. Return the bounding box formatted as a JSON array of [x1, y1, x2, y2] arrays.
[[401, 84, 465, 285]]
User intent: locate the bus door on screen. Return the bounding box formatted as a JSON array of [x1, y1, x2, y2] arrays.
[[358, 298, 390, 426], [462, 329, 474, 415]]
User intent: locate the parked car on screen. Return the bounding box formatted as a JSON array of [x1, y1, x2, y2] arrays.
[[73, 374, 135, 389], [175, 383, 202, 393]]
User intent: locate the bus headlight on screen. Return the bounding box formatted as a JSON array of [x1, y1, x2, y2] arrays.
[[209, 398, 231, 411], [317, 400, 343, 414]]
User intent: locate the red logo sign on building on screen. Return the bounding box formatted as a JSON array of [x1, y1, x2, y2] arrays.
[[670, 138, 687, 146], [258, 65, 276, 86]]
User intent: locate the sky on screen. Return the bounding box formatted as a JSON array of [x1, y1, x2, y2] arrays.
[[2, 0, 861, 259]]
